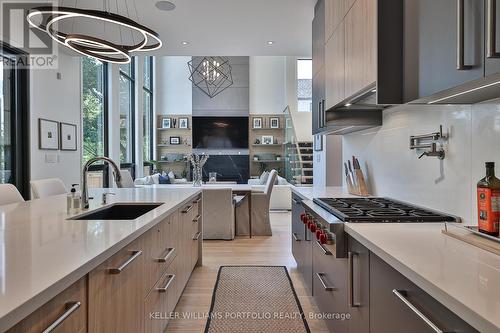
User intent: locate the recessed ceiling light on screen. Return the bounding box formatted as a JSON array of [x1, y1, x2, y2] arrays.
[[181, 41, 189, 45], [155, 1, 176, 11], [267, 41, 275, 45]]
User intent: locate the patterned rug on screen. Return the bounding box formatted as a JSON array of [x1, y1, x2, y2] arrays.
[[204, 266, 310, 333]]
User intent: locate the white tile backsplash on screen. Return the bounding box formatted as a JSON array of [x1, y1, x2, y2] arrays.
[[342, 101, 500, 225]]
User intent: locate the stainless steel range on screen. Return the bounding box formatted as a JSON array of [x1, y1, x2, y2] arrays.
[[301, 197, 460, 258]]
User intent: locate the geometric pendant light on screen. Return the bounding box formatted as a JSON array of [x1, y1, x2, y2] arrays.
[[188, 56, 233, 98], [26, 1, 162, 64]]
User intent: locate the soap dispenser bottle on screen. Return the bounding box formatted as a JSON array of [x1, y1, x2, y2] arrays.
[[67, 184, 78, 214]]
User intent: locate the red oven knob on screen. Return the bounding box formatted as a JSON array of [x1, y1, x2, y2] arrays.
[[300, 213, 306, 222], [310, 223, 317, 233], [316, 229, 323, 240], [319, 233, 327, 244]]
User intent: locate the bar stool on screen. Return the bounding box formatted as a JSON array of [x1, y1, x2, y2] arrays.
[[0, 184, 25, 206]]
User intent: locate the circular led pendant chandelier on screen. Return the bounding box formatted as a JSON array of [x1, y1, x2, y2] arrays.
[[26, 1, 162, 64]]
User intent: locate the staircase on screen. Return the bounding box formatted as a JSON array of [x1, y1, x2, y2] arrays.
[[282, 105, 314, 187], [287, 142, 314, 186]]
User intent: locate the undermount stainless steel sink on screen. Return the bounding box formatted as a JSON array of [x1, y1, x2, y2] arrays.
[[70, 203, 163, 220]]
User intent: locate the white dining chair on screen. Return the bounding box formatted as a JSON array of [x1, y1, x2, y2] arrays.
[[119, 170, 136, 188], [0, 184, 25, 205], [30, 178, 67, 199]]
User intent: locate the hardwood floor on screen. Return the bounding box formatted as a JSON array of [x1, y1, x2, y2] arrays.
[[166, 212, 329, 333]]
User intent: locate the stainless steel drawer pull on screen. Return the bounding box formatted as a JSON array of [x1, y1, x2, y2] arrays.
[[193, 215, 201, 223], [315, 240, 332, 255], [348, 252, 361, 308], [292, 198, 301, 204], [42, 301, 81, 333], [487, 0, 500, 58], [156, 247, 175, 263], [292, 232, 301, 241], [193, 231, 201, 240], [182, 205, 193, 213], [392, 289, 450, 333], [193, 197, 202, 204], [316, 273, 336, 291], [109, 250, 143, 274], [157, 274, 176, 293]]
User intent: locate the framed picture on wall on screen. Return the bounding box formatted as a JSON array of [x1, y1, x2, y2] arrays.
[[169, 136, 181, 145], [262, 135, 274, 145], [162, 118, 171, 128], [314, 134, 323, 152], [38, 118, 59, 150], [252, 117, 263, 129], [179, 117, 189, 129], [270, 117, 280, 129], [59, 122, 77, 151]]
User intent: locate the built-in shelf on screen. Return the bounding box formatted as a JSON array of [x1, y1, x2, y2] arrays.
[[157, 144, 192, 147], [251, 128, 283, 131], [157, 160, 188, 163], [157, 128, 191, 131], [251, 144, 284, 147]]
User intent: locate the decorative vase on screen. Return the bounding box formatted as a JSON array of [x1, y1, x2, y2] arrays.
[[188, 153, 209, 187]]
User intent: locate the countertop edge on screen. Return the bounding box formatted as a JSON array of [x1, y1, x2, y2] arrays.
[[345, 225, 496, 333], [0, 190, 202, 333]]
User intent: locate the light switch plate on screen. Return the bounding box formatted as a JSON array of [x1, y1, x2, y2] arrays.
[[45, 153, 58, 163]]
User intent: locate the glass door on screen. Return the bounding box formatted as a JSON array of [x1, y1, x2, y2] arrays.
[[0, 46, 29, 198]]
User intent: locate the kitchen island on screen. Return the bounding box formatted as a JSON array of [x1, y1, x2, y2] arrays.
[[291, 186, 500, 333], [0, 187, 202, 333]]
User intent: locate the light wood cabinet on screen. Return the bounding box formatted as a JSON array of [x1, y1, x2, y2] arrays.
[[313, 0, 326, 78], [344, 0, 376, 98], [144, 268, 176, 333], [325, 0, 347, 43], [7, 278, 87, 333], [88, 237, 145, 333], [325, 22, 345, 109]]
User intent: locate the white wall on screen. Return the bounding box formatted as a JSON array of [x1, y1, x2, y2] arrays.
[[249, 57, 286, 114], [341, 100, 500, 225], [314, 135, 342, 187], [30, 51, 81, 189], [285, 56, 313, 142], [156, 57, 192, 115]]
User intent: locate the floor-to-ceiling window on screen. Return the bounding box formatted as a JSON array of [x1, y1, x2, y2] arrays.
[[143, 57, 153, 175], [0, 45, 29, 198], [82, 57, 108, 187], [297, 59, 312, 112], [119, 60, 135, 175]]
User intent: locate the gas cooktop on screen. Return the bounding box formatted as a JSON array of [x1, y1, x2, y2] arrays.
[[312, 197, 459, 223]]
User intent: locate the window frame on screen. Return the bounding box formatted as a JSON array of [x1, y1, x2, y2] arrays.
[[142, 57, 153, 162], [81, 58, 110, 187], [0, 42, 30, 198], [119, 59, 136, 165]]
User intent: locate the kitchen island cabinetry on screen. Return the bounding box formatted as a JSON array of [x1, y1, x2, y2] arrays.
[[1, 189, 202, 333]]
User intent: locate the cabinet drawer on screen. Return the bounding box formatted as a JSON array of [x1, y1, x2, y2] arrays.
[[8, 278, 87, 333], [312, 240, 348, 333], [144, 266, 177, 333], [370, 254, 478, 333], [89, 237, 145, 333]]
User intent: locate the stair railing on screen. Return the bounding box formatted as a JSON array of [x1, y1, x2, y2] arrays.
[[283, 106, 305, 186]]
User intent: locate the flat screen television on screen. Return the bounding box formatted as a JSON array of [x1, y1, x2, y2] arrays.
[[192, 116, 249, 149]]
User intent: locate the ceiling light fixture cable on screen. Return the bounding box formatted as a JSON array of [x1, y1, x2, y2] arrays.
[[26, 0, 162, 64]]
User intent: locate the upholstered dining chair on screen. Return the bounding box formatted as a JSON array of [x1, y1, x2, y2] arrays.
[[119, 170, 136, 188], [203, 188, 237, 240], [235, 169, 278, 236], [30, 178, 67, 199], [0, 184, 25, 206]]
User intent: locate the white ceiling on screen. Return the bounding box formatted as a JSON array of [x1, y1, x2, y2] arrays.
[[63, 0, 314, 57]]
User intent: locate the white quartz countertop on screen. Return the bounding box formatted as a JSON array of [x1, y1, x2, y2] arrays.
[[291, 186, 352, 200], [0, 187, 201, 332], [345, 223, 500, 333]]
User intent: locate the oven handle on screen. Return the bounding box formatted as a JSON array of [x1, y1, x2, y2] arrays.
[[315, 240, 332, 255]]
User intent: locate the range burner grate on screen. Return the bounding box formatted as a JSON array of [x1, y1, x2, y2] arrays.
[[312, 197, 459, 223]]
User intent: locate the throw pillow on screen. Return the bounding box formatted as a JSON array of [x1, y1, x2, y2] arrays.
[[168, 171, 176, 183], [259, 171, 269, 185], [159, 175, 171, 184]]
